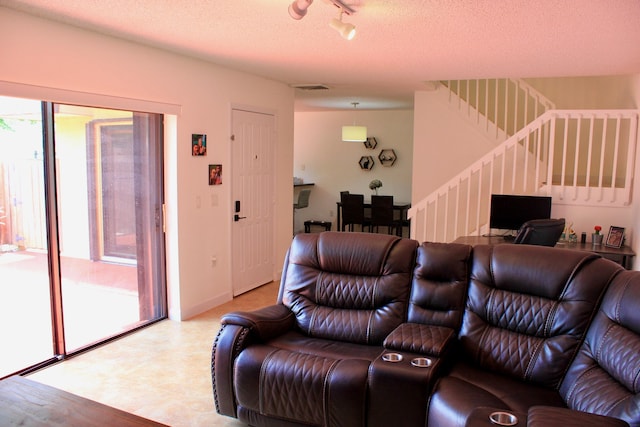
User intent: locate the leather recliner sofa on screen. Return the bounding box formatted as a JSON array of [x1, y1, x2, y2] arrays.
[[212, 231, 640, 427]]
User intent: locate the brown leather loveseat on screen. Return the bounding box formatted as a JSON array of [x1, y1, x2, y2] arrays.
[[212, 231, 640, 427]]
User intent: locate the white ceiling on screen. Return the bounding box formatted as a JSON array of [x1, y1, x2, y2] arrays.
[[2, 0, 639, 111]]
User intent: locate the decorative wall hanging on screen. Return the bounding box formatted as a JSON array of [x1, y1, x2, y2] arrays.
[[209, 164, 222, 185], [359, 156, 374, 170], [192, 134, 207, 156], [364, 137, 377, 150], [378, 149, 397, 166]]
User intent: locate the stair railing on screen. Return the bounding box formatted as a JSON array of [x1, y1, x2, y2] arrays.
[[440, 79, 555, 141], [409, 109, 639, 243]]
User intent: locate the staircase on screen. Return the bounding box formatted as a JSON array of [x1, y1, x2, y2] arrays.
[[409, 79, 639, 243]]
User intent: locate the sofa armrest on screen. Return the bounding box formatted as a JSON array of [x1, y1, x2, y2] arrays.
[[527, 406, 629, 427], [221, 304, 295, 341], [383, 322, 455, 357], [213, 304, 295, 417]]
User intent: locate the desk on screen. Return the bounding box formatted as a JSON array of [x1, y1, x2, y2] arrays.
[[336, 200, 411, 233], [453, 235, 636, 269], [0, 375, 168, 426]]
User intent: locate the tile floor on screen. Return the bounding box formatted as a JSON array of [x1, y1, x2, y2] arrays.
[[28, 281, 280, 427]]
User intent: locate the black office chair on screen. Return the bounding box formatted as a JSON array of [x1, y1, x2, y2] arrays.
[[513, 218, 565, 246]]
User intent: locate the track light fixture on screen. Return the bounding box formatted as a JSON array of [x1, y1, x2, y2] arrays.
[[288, 0, 358, 40], [330, 11, 356, 40], [288, 0, 313, 20]]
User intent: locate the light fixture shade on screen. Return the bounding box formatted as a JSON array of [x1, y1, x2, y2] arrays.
[[330, 17, 356, 40], [342, 125, 367, 142], [288, 0, 313, 20]]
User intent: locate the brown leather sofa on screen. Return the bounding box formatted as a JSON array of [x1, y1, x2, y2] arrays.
[[211, 232, 640, 427]]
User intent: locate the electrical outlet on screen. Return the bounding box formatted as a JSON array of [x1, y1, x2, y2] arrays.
[[329, 210, 334, 217]]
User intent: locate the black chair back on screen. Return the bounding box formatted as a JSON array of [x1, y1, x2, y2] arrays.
[[371, 195, 397, 235], [341, 194, 365, 231], [513, 218, 565, 246]]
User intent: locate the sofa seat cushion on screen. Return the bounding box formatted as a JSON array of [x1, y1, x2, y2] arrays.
[[427, 362, 565, 427], [234, 331, 381, 427], [266, 330, 384, 360]]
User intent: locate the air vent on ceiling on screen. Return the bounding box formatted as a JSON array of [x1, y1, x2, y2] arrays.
[[291, 84, 331, 91]]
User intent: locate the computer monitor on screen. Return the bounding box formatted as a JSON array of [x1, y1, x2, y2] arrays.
[[489, 194, 552, 231]]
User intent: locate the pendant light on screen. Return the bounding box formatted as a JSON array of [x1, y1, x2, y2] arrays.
[[342, 102, 367, 142]]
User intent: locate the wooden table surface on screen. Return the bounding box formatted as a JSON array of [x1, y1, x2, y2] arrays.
[[0, 375, 168, 427], [453, 235, 636, 269]]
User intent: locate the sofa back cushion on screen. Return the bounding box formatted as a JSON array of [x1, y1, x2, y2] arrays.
[[559, 270, 640, 425], [279, 232, 418, 345], [460, 244, 621, 388], [408, 242, 472, 330]]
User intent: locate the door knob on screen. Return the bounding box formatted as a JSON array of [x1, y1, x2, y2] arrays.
[[234, 214, 247, 222]]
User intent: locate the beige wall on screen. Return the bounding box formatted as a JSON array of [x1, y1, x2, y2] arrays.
[[0, 7, 295, 319], [524, 75, 638, 109], [293, 110, 413, 232], [411, 89, 498, 203]]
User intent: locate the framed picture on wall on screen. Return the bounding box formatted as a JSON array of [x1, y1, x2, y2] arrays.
[[192, 134, 207, 156], [209, 164, 222, 185], [605, 226, 625, 248]]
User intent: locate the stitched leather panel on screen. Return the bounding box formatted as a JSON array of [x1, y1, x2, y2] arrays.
[[489, 290, 550, 335], [383, 322, 454, 356], [527, 406, 629, 427], [409, 242, 472, 330], [560, 270, 640, 425], [461, 244, 621, 388], [316, 272, 376, 308], [280, 232, 418, 345], [261, 350, 336, 424]]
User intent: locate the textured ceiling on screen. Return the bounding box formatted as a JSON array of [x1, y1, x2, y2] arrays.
[[2, 0, 639, 110]]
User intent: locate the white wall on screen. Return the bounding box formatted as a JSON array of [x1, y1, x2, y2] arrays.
[[630, 74, 640, 269], [0, 7, 295, 319], [293, 110, 413, 232], [411, 89, 498, 203]]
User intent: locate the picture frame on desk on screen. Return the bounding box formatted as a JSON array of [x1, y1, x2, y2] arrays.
[[605, 226, 625, 248]]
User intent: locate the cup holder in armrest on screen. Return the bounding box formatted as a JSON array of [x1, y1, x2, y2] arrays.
[[489, 411, 518, 426], [410, 357, 432, 368], [381, 352, 403, 362]]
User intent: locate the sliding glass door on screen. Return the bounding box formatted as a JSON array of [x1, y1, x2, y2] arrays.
[[0, 97, 54, 376], [0, 96, 166, 378]]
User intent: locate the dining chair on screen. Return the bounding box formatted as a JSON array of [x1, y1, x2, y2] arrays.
[[293, 189, 311, 233], [341, 193, 368, 232], [370, 195, 401, 235]]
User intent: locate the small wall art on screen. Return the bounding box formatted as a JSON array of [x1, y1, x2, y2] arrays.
[[192, 134, 207, 156], [364, 137, 378, 150], [378, 149, 397, 167], [209, 164, 222, 185], [359, 156, 374, 170], [605, 226, 624, 248]]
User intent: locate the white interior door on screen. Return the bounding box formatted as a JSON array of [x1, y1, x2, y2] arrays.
[[231, 108, 275, 296]]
